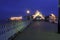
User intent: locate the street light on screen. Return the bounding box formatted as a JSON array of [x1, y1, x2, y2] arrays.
[[26, 10, 30, 20], [26, 10, 30, 14]]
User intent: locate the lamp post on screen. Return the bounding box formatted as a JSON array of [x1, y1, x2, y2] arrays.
[[26, 10, 30, 20]]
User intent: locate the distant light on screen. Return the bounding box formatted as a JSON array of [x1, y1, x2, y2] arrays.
[[51, 14, 55, 17], [33, 10, 45, 19], [10, 16, 23, 21], [49, 13, 56, 22], [19, 16, 23, 19], [26, 10, 30, 14]]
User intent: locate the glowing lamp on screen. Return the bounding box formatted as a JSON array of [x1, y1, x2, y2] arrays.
[[27, 10, 30, 14]]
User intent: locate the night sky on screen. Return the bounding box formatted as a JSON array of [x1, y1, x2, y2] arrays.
[[0, 0, 58, 20]]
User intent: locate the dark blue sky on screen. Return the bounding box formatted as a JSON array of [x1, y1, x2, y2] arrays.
[[0, 0, 58, 20]]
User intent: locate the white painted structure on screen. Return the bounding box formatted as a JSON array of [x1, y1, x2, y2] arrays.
[[32, 10, 45, 20]]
